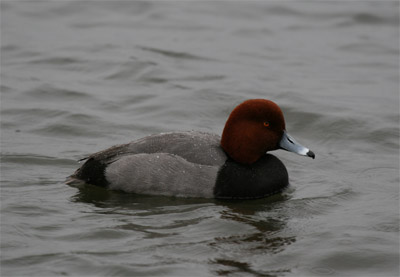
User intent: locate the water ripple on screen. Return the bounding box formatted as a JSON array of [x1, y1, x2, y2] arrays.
[[1, 154, 76, 166], [24, 84, 93, 100], [138, 46, 218, 62], [104, 59, 157, 81]]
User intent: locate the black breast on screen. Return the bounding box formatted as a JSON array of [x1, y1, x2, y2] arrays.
[[214, 154, 289, 199]]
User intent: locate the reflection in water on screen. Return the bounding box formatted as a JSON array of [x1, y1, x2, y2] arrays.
[[212, 258, 290, 277], [71, 184, 296, 276], [210, 195, 296, 276], [71, 183, 213, 209]]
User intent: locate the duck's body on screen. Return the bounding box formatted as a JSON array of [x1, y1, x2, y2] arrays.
[[68, 99, 314, 199], [69, 131, 289, 199]]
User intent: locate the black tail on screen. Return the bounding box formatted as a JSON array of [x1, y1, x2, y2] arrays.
[[69, 157, 110, 188]]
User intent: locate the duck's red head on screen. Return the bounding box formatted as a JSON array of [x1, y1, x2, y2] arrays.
[[221, 99, 314, 164]]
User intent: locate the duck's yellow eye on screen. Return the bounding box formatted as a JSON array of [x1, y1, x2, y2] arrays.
[[263, 122, 270, 127]]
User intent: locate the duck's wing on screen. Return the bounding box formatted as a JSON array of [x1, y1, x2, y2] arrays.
[[67, 131, 227, 187]]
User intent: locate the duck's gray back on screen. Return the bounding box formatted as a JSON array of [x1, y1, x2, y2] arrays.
[[69, 131, 227, 197], [123, 131, 227, 166]]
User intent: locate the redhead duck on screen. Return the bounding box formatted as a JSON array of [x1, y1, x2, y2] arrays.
[[67, 99, 314, 199]]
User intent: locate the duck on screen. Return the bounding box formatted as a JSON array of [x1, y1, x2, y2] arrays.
[[67, 99, 315, 199]]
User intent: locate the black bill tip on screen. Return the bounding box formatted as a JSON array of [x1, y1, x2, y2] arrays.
[[307, 150, 315, 159]]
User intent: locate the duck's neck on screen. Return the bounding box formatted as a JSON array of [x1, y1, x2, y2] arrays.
[[221, 124, 264, 164]]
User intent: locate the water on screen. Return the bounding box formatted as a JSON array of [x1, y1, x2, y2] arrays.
[[1, 1, 399, 276]]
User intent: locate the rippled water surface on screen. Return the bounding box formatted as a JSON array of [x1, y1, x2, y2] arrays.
[[1, 1, 399, 276]]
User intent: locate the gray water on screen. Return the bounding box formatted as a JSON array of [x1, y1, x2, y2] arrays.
[[1, 1, 399, 276]]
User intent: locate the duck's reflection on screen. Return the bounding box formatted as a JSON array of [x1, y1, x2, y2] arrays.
[[70, 184, 296, 276], [211, 192, 296, 276]]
